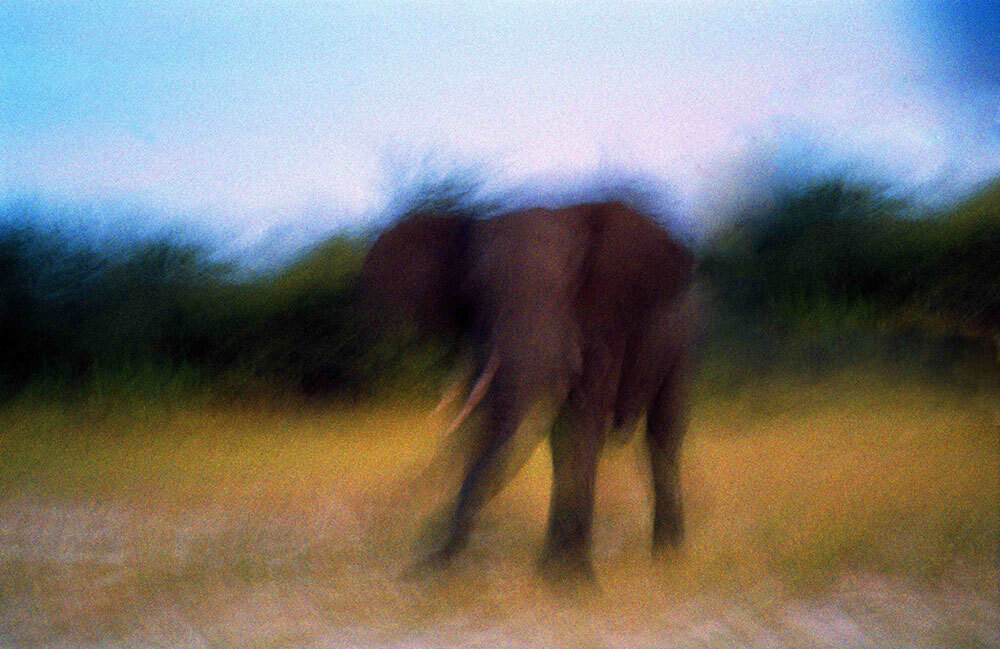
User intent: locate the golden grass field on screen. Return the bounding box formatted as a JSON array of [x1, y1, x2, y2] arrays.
[[1, 368, 998, 648]]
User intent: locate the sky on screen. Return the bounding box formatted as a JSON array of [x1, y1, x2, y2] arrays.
[[2, 1, 999, 252]]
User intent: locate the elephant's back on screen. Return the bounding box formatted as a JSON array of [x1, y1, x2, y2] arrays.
[[464, 208, 591, 395]]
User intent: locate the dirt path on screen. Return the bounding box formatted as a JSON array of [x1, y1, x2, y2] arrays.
[[2, 377, 998, 647], [2, 494, 997, 649]]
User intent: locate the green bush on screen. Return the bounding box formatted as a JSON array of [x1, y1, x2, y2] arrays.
[[1, 174, 996, 404], [700, 178, 1000, 378]]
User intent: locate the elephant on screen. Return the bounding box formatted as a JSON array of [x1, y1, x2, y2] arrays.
[[361, 200, 699, 580]]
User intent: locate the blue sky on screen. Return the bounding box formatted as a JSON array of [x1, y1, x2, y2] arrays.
[[2, 1, 999, 247]]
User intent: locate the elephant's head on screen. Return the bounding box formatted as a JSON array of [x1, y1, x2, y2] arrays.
[[361, 206, 598, 419], [360, 214, 474, 340]]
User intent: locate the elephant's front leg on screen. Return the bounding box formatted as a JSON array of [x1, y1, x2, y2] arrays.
[[646, 364, 688, 554], [541, 408, 604, 580], [435, 392, 524, 562]]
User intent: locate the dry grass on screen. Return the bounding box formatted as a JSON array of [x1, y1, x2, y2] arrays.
[[1, 369, 998, 648]]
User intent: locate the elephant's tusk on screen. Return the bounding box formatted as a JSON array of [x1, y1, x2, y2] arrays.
[[442, 352, 499, 437], [432, 366, 471, 417]]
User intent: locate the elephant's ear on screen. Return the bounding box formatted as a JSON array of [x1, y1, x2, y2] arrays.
[[361, 216, 472, 337]]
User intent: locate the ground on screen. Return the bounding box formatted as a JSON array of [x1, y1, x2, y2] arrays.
[[1, 369, 998, 648]]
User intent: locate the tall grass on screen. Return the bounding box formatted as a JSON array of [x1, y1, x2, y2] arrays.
[[1, 370, 996, 647]]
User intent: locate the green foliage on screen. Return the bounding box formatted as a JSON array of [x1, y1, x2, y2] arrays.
[[703, 181, 905, 320], [1, 174, 997, 404], [0, 205, 235, 400], [227, 247, 378, 397], [909, 180, 1000, 334], [701, 178, 1000, 377], [0, 223, 83, 394]]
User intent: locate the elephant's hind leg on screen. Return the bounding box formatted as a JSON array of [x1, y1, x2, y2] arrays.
[[646, 361, 689, 554], [541, 404, 605, 580]]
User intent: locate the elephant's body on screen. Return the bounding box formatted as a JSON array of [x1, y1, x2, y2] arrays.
[[362, 201, 698, 578]]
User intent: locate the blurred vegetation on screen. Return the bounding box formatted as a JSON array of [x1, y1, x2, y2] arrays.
[[1, 175, 997, 404], [699, 178, 999, 387]]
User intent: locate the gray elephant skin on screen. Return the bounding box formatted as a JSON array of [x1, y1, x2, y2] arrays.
[[361, 201, 699, 580]]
